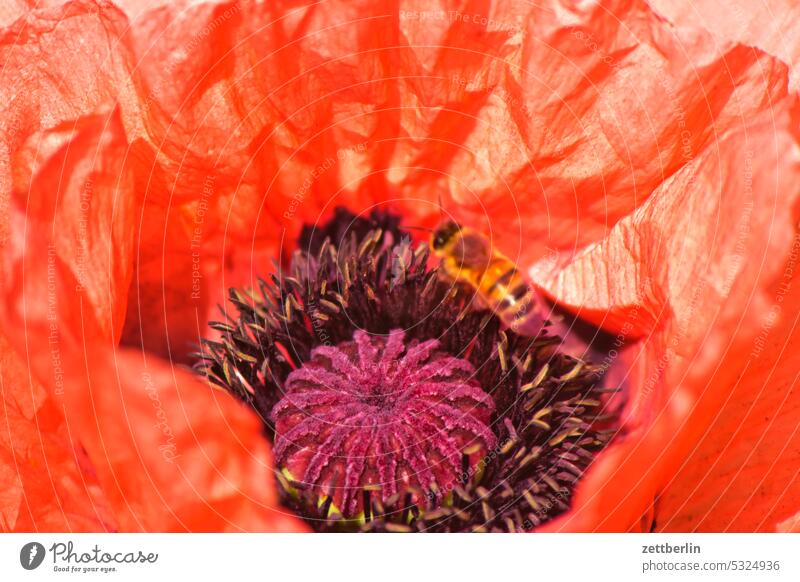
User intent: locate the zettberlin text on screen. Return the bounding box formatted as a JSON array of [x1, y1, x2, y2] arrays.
[[642, 543, 701, 554]]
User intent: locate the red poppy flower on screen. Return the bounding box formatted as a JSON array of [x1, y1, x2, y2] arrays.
[[1, 0, 799, 532]]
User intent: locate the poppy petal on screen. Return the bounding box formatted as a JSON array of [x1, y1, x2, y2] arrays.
[[536, 104, 800, 531], [0, 99, 137, 346], [55, 345, 307, 532], [1, 9, 140, 529], [653, 279, 800, 532], [115, 0, 793, 306], [0, 332, 114, 531], [0, 53, 304, 530], [0, 0, 139, 202], [646, 0, 800, 92]]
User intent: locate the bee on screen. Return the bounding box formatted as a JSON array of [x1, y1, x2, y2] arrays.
[[429, 220, 544, 334]]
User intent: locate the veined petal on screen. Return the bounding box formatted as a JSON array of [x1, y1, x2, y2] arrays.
[[55, 345, 307, 532], [0, 332, 114, 532], [0, 106, 137, 347], [654, 279, 800, 532], [0, 54, 304, 530], [536, 106, 800, 532], [646, 0, 800, 93]]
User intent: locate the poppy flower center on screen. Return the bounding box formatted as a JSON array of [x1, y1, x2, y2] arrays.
[[197, 207, 615, 531], [271, 329, 497, 519]]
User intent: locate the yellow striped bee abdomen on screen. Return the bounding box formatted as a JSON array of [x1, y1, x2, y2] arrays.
[[430, 221, 539, 332]]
